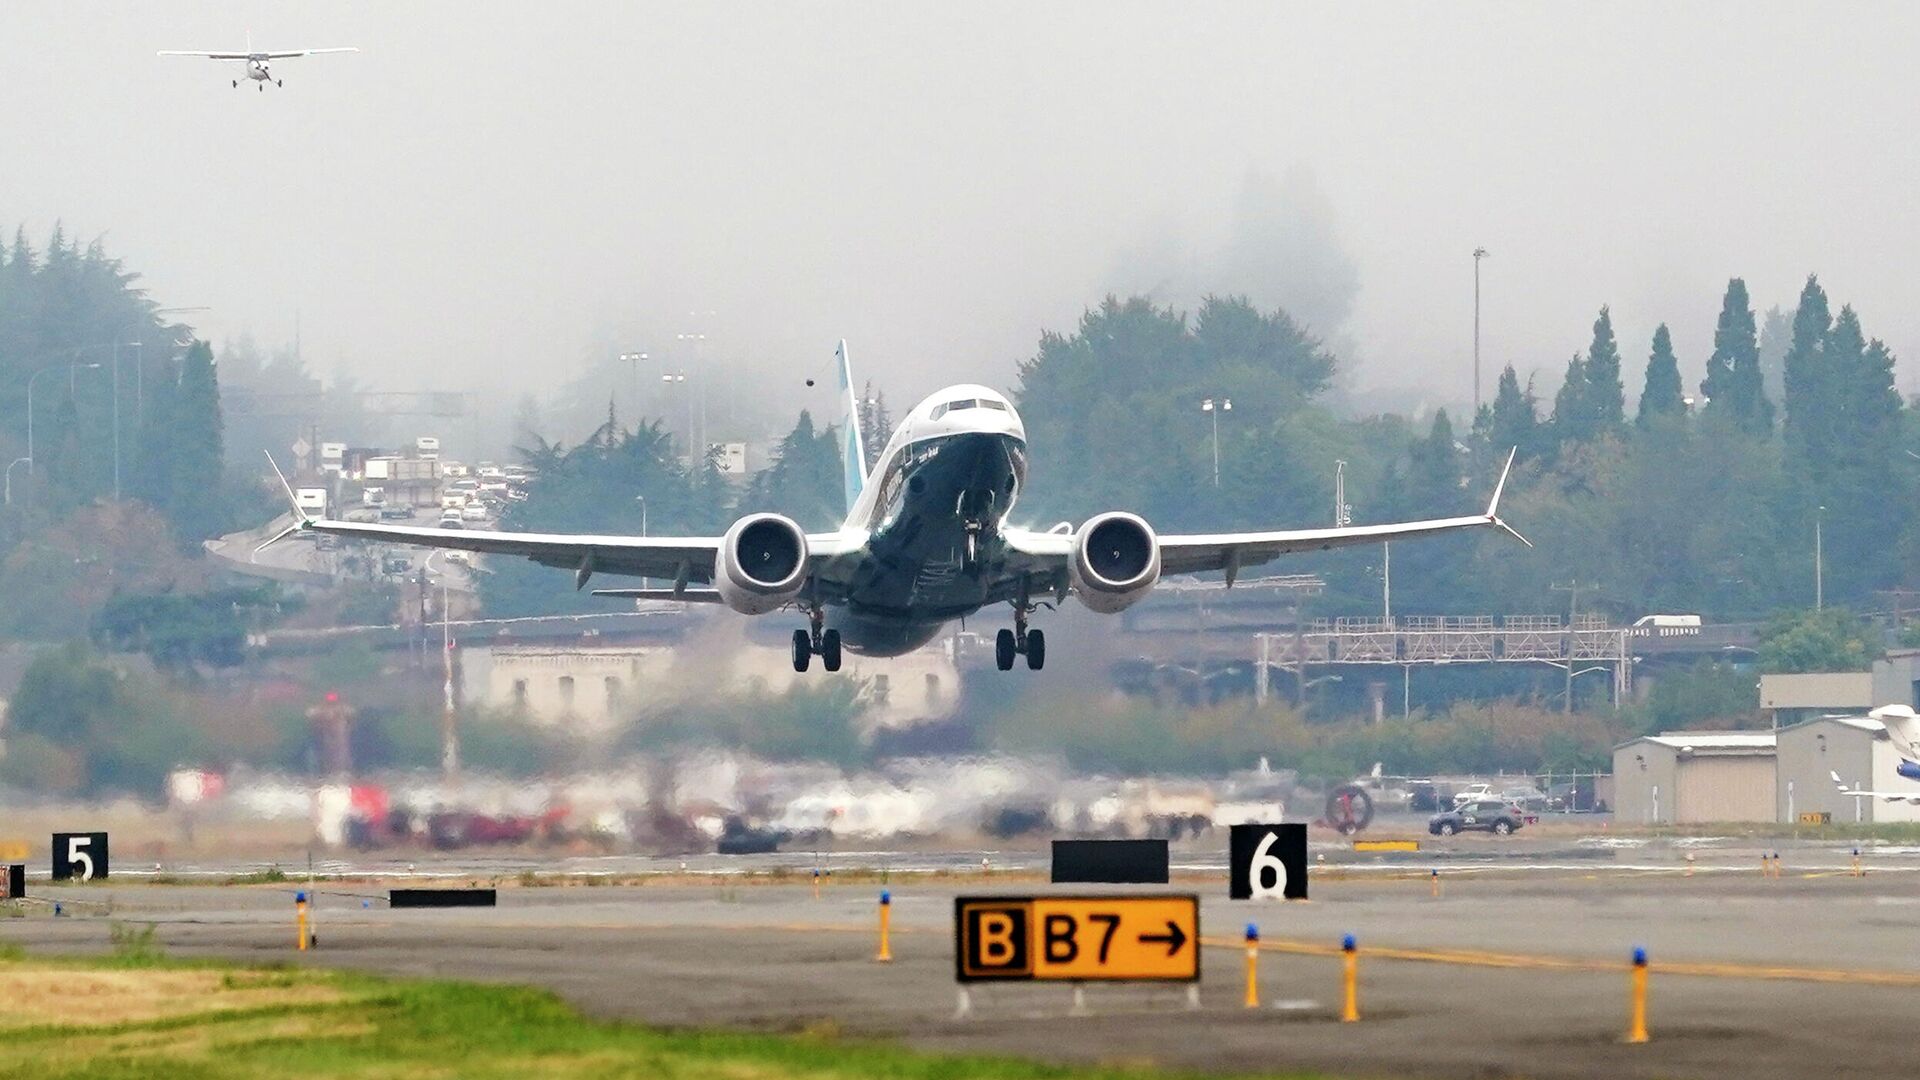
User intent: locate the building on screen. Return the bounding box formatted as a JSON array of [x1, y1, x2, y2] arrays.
[[1775, 714, 1920, 824], [1759, 673, 1872, 728], [1611, 732, 1777, 825]]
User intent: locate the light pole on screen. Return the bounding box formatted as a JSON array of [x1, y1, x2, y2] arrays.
[[1472, 247, 1489, 415], [676, 332, 707, 451], [1815, 504, 1826, 611], [662, 372, 690, 459], [1201, 397, 1231, 487], [617, 351, 648, 420], [634, 495, 648, 589], [25, 360, 103, 492]]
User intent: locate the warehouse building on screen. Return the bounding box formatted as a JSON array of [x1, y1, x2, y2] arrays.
[[1775, 714, 1920, 824], [1611, 731, 1777, 825]]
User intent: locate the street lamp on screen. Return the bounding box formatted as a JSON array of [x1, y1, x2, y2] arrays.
[[617, 350, 649, 420], [661, 372, 692, 458], [1815, 504, 1826, 611], [1472, 247, 1489, 415], [16, 360, 103, 503], [1200, 397, 1232, 487], [634, 495, 648, 589]]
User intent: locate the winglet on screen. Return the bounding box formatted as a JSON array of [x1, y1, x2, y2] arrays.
[[259, 451, 312, 552], [1485, 447, 1532, 548]]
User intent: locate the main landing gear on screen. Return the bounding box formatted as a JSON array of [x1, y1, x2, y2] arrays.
[[791, 608, 842, 673], [994, 605, 1045, 671]]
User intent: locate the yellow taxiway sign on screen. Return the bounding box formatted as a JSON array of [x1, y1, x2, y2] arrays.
[[955, 894, 1199, 983]]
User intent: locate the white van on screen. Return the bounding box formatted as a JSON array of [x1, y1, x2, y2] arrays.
[[1631, 614, 1703, 637], [415, 436, 441, 458]]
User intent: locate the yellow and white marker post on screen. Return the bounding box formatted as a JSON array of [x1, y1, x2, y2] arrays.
[[295, 891, 309, 952], [1852, 847, 1863, 878], [1244, 924, 1260, 1009], [874, 890, 893, 963], [1430, 868, 1441, 899], [1626, 946, 1650, 1044], [1684, 852, 1694, 878], [1340, 933, 1359, 1023]]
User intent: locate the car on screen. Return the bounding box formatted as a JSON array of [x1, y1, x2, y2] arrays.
[[476, 465, 505, 479], [447, 478, 481, 492], [380, 504, 413, 520], [1450, 783, 1494, 807], [477, 479, 509, 495], [460, 503, 489, 522], [437, 511, 465, 529], [1429, 799, 1531, 836]]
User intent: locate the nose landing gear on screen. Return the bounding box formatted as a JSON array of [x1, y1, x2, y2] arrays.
[[790, 608, 842, 673]]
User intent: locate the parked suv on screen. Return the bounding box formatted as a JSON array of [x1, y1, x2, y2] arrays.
[[1429, 798, 1530, 836]]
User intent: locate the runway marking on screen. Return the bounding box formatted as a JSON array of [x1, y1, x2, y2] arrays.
[[1202, 935, 1920, 987]]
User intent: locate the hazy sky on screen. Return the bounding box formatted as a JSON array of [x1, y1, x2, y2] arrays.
[[6, 2, 1918, 430]]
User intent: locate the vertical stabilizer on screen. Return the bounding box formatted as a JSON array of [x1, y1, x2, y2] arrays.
[[836, 339, 866, 519], [1871, 704, 1920, 762]]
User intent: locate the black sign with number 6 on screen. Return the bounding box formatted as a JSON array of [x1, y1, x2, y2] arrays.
[[52, 832, 109, 882], [1229, 823, 1306, 900]]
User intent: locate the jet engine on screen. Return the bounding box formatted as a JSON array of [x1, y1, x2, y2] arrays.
[[1070, 512, 1161, 613], [713, 513, 810, 614]]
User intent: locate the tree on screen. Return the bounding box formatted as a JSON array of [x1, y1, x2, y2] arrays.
[[740, 410, 844, 529], [2, 641, 206, 796], [164, 340, 227, 541], [1782, 274, 1834, 466], [1635, 323, 1684, 428], [1551, 353, 1590, 443], [1699, 279, 1772, 434], [858, 381, 893, 472], [1757, 608, 1877, 673], [1581, 306, 1625, 432], [1486, 365, 1539, 459]]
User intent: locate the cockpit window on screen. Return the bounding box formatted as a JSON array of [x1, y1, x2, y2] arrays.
[[930, 399, 979, 421], [979, 399, 1008, 411]]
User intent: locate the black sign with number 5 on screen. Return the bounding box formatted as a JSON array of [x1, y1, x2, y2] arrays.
[[52, 832, 109, 882], [1229, 823, 1306, 900]]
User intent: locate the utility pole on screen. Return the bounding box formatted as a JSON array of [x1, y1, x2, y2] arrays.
[[1472, 247, 1489, 415], [1551, 579, 1598, 714], [1814, 505, 1826, 611]]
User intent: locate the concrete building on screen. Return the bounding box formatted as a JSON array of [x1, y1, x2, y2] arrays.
[[1611, 732, 1777, 825], [1775, 714, 1920, 824], [1870, 649, 1920, 711], [1759, 673, 1872, 728]]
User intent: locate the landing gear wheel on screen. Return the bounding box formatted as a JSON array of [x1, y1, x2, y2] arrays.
[[277, 79, 284, 87], [995, 628, 1016, 671], [821, 629, 843, 672], [791, 629, 811, 673], [1025, 628, 1045, 670], [231, 79, 238, 88]]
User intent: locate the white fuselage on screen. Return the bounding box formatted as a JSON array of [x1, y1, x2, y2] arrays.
[[246, 58, 272, 81]]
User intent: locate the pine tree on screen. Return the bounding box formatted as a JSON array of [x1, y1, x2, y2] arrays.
[[164, 341, 226, 541], [1410, 410, 1461, 500], [858, 381, 893, 472], [1636, 323, 1684, 428], [1700, 279, 1772, 434], [1782, 275, 1834, 464], [1582, 306, 1625, 432], [1487, 365, 1538, 458], [1552, 353, 1589, 443]]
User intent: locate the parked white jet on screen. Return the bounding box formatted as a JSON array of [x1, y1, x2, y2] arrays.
[[273, 343, 1529, 673], [1831, 704, 1920, 803], [159, 35, 358, 90]]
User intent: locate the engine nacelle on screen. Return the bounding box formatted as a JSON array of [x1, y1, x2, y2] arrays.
[[713, 513, 810, 615], [1070, 512, 1161, 613]]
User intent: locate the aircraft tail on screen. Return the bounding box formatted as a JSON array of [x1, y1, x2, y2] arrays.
[[1870, 704, 1920, 762], [836, 339, 866, 519]]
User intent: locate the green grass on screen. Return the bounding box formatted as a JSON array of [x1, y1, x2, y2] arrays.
[[0, 954, 1325, 1079]]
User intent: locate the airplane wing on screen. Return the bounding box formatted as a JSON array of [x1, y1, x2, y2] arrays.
[[157, 51, 253, 60], [301, 518, 862, 590], [263, 48, 360, 58], [1004, 448, 1529, 584], [1830, 771, 1920, 804]]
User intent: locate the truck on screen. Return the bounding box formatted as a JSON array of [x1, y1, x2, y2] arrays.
[[415, 436, 441, 458], [295, 487, 328, 519]]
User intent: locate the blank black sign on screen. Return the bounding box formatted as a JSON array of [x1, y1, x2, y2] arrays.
[[390, 888, 497, 908], [1051, 839, 1169, 884], [1229, 823, 1308, 900]]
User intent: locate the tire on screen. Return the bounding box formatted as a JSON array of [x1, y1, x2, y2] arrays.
[[1437, 821, 1458, 836], [1025, 628, 1046, 670], [1324, 784, 1375, 834], [995, 628, 1016, 671], [821, 629, 843, 672], [791, 629, 811, 673], [1493, 820, 1514, 836]]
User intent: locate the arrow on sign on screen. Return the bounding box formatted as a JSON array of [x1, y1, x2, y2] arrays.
[[1138, 920, 1187, 956]]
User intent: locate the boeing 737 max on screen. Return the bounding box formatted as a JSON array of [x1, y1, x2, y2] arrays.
[[279, 343, 1529, 673]]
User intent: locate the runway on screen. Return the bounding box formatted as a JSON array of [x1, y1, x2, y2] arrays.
[[6, 837, 1919, 1079]]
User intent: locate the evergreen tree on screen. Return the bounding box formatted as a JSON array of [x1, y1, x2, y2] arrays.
[[164, 341, 226, 542], [1700, 278, 1772, 434], [1551, 353, 1589, 443], [1782, 274, 1834, 463], [1487, 365, 1538, 458], [740, 411, 843, 530], [1636, 323, 1684, 428], [1581, 306, 1625, 432], [858, 381, 893, 472], [1409, 409, 1462, 507]]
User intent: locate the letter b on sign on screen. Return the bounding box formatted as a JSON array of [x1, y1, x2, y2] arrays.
[[1229, 823, 1305, 900]]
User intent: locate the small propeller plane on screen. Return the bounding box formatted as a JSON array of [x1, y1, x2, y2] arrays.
[[159, 34, 358, 90]]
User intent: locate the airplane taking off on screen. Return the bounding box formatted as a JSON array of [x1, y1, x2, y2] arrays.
[[277, 342, 1529, 673], [159, 34, 357, 90], [1831, 704, 1920, 803]]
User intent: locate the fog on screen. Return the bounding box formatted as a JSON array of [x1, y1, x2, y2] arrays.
[[5, 2, 1918, 425]]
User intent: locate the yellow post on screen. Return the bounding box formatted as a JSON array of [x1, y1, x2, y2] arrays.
[[874, 891, 893, 963], [812, 868, 821, 901], [1340, 934, 1359, 1022], [295, 891, 309, 952], [1684, 853, 1694, 878], [1852, 848, 1862, 878], [1771, 852, 1782, 878], [1760, 853, 1770, 878], [1243, 924, 1260, 1009], [1626, 946, 1649, 1043], [1430, 869, 1440, 898]]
